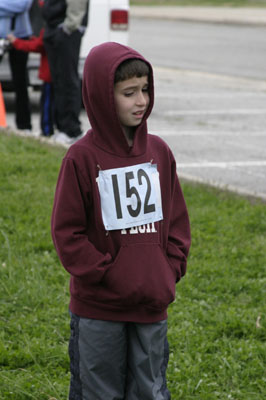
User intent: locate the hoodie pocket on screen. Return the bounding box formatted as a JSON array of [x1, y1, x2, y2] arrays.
[[100, 243, 177, 311]]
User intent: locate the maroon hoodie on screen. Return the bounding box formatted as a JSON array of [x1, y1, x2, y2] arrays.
[[51, 42, 191, 323]]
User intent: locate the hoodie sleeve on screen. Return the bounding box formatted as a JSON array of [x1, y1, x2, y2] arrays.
[[0, 0, 32, 17], [12, 34, 43, 53], [51, 157, 112, 283], [166, 154, 191, 282]]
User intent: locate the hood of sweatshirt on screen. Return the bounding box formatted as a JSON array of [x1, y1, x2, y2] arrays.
[[82, 42, 154, 158]]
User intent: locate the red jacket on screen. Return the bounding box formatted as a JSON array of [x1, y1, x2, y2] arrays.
[[13, 28, 51, 83], [51, 42, 191, 323]]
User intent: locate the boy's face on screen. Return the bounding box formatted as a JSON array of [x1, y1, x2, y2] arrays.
[[114, 75, 150, 136]]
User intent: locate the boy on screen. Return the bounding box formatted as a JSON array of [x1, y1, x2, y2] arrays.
[[51, 42, 191, 400]]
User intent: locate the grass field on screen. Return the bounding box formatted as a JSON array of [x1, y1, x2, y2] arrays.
[[131, 0, 266, 7], [0, 131, 265, 399]]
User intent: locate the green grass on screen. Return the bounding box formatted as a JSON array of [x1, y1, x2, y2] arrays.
[[0, 131, 265, 399], [131, 0, 266, 7]]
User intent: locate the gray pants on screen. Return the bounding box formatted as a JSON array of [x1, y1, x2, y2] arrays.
[[68, 314, 171, 400]]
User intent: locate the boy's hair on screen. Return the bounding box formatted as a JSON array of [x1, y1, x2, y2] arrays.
[[114, 58, 150, 83]]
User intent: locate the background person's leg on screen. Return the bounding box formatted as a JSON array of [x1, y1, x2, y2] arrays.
[[56, 30, 82, 137], [45, 30, 82, 138], [9, 47, 31, 130]]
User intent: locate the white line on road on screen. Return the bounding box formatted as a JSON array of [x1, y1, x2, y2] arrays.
[[151, 130, 266, 137], [154, 66, 266, 90], [156, 92, 266, 99], [176, 161, 266, 168], [164, 109, 266, 116]]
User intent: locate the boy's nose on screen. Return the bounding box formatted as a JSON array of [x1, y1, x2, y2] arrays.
[[136, 91, 148, 105]]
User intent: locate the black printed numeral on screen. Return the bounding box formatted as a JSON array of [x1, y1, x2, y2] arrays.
[[111, 168, 156, 220], [138, 169, 156, 214], [111, 174, 123, 219], [126, 171, 141, 217]]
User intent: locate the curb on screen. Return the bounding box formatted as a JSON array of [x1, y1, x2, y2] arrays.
[[130, 6, 266, 26], [179, 172, 266, 203]]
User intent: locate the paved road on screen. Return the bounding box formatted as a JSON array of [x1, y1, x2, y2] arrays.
[[129, 17, 266, 80], [128, 17, 266, 200], [146, 67, 266, 200]]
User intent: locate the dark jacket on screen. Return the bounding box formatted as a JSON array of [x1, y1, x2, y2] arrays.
[[42, 0, 88, 37], [42, 0, 66, 28], [51, 42, 191, 323]]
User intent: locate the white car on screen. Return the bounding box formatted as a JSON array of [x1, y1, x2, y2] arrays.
[[79, 0, 129, 78], [0, 0, 129, 91], [81, 0, 129, 58]]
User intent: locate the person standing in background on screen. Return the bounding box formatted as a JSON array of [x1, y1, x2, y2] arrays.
[[0, 0, 33, 132], [8, 27, 54, 137], [7, 1, 54, 137], [42, 0, 89, 145]]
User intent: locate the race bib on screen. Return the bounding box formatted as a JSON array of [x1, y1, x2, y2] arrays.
[[97, 162, 163, 231]]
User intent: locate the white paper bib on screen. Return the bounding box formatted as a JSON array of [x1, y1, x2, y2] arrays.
[[97, 162, 163, 231]]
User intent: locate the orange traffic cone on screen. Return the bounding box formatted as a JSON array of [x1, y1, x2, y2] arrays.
[[0, 83, 7, 127]]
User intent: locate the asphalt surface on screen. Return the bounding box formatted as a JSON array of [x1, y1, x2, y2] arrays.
[[147, 67, 266, 200], [127, 10, 266, 200], [131, 6, 266, 200], [130, 16, 266, 80]]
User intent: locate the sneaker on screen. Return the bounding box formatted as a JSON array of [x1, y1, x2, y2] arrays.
[[31, 130, 42, 137], [16, 128, 32, 136], [52, 132, 75, 145]]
